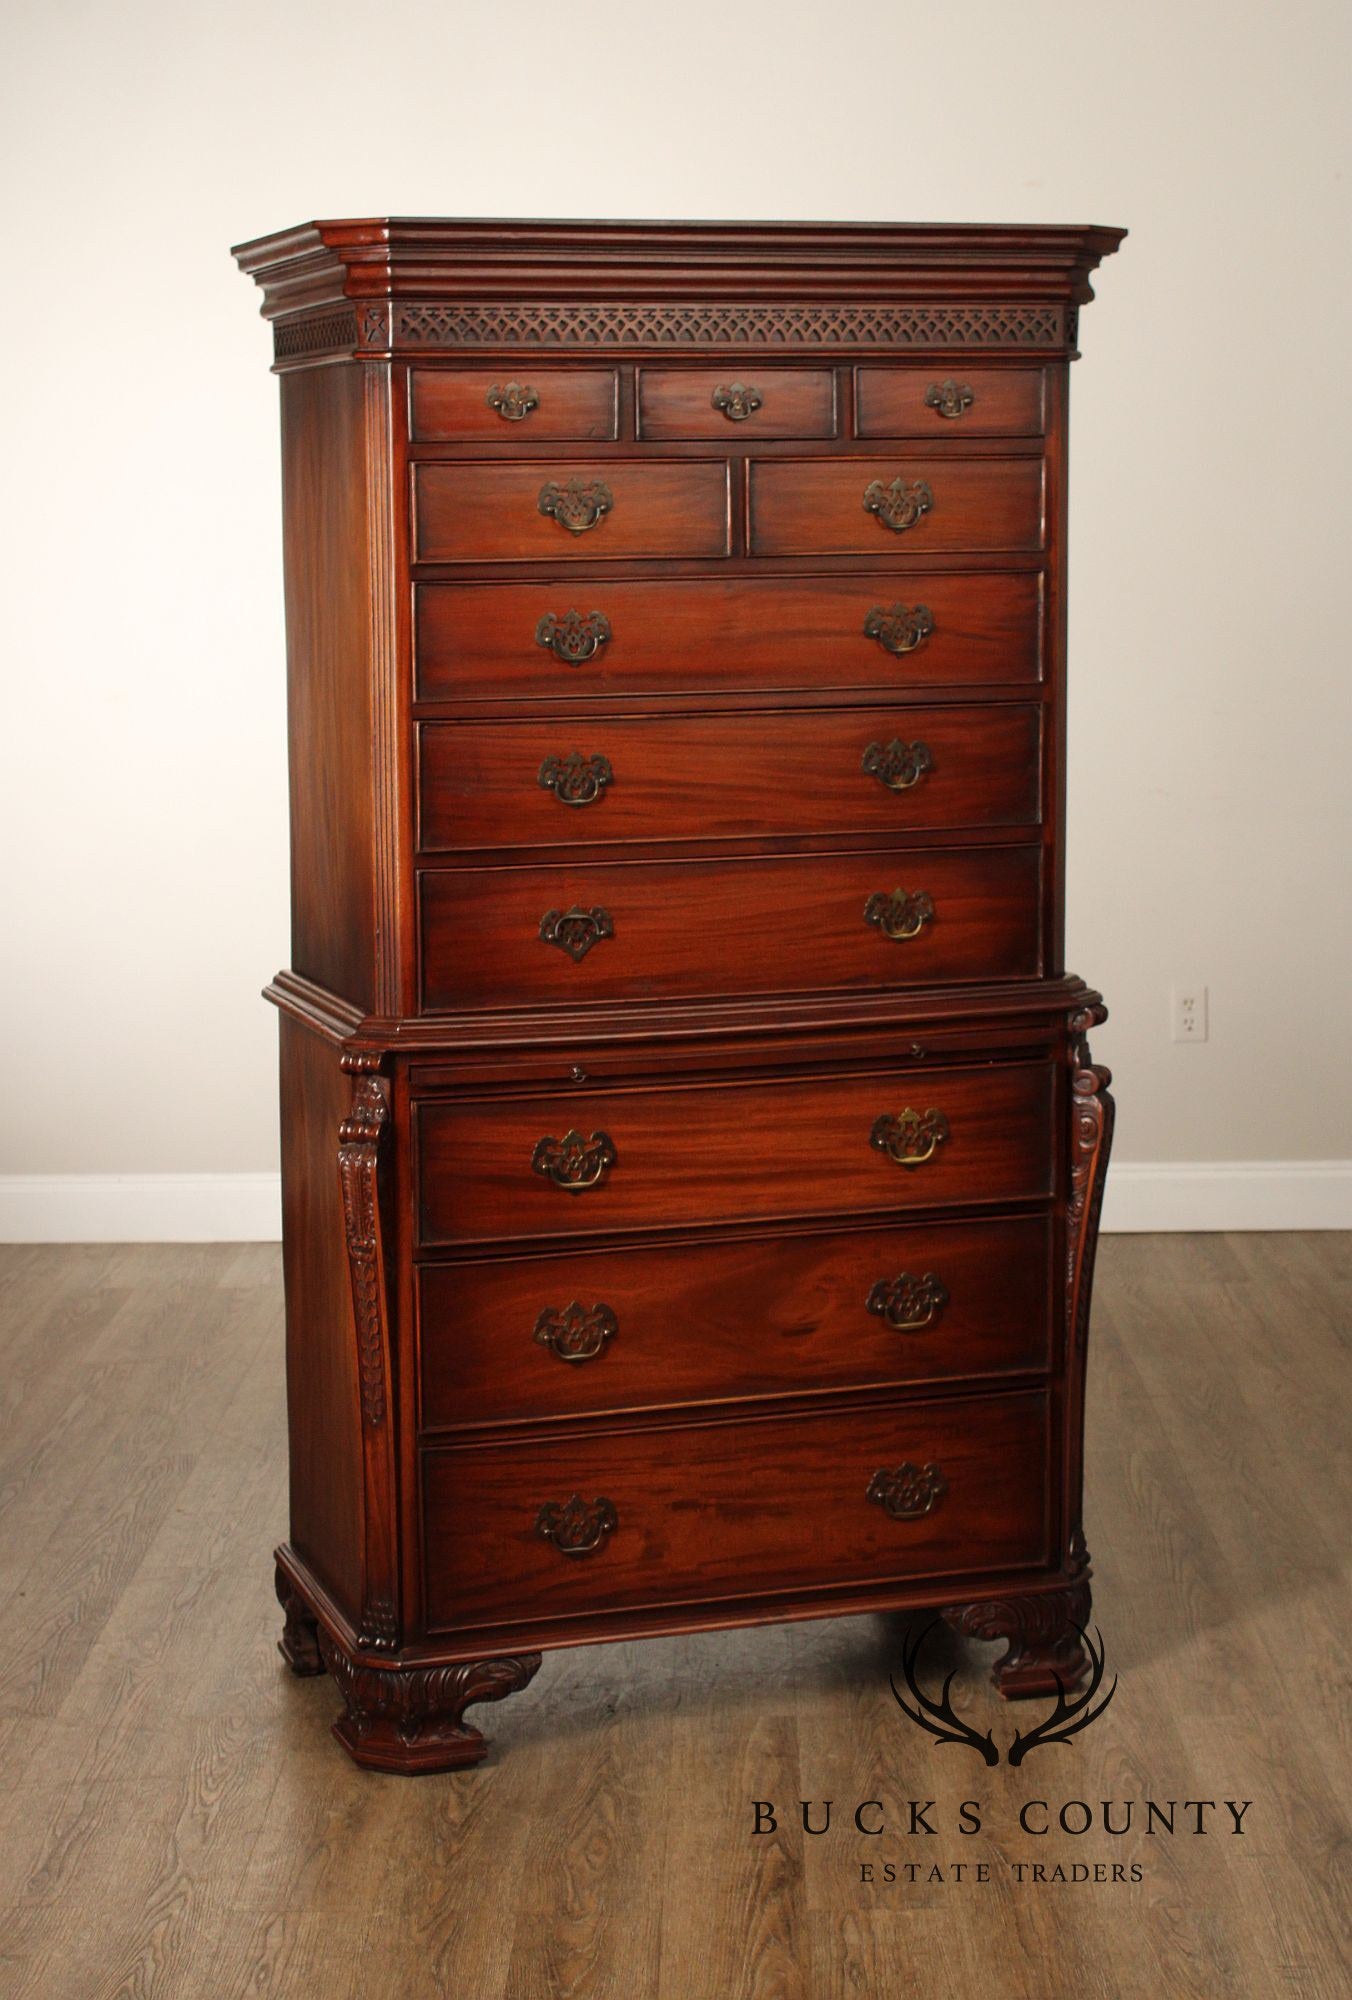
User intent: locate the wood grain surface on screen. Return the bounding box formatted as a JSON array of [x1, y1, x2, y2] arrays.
[[0, 1235, 1345, 1997], [414, 571, 1044, 703]]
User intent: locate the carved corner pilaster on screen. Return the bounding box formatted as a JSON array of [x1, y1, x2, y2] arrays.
[[1066, 1003, 1115, 1362], [317, 1631, 543, 1775], [337, 1055, 401, 1657], [338, 1057, 392, 1432], [1061, 1001, 1115, 1580]]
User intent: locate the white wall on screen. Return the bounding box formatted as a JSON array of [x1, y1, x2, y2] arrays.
[[3, 0, 1349, 1237]]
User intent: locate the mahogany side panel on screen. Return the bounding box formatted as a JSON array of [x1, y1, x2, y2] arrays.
[[278, 1016, 365, 1619], [279, 364, 377, 1011]]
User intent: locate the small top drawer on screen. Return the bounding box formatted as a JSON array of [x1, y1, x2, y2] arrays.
[[855, 368, 1046, 437], [638, 368, 836, 439], [410, 368, 619, 441]]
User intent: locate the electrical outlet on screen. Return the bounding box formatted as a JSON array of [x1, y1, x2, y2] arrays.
[[1171, 986, 1209, 1043]]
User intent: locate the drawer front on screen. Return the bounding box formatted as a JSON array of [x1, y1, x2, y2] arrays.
[[420, 845, 1041, 1010], [422, 1389, 1050, 1628], [638, 368, 835, 439], [419, 1215, 1053, 1428], [413, 460, 731, 563], [749, 457, 1044, 555], [416, 1060, 1055, 1247], [416, 572, 1042, 701], [410, 368, 619, 441], [855, 368, 1046, 438], [419, 704, 1042, 852]]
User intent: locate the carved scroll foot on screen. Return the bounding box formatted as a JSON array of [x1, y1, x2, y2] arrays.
[[275, 1561, 325, 1678], [941, 1570, 1093, 1700], [317, 1634, 543, 1774]]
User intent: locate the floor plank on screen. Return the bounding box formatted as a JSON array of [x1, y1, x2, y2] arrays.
[[0, 1236, 1347, 1997]]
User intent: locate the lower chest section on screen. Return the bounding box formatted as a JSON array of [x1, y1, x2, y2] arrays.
[[402, 1040, 1071, 1646]]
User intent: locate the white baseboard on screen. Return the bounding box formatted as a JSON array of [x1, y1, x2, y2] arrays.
[[0, 1173, 283, 1243], [1099, 1161, 1352, 1233], [0, 1164, 1348, 1243]]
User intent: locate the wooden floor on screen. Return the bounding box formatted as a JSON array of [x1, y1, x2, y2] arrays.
[[0, 1235, 1347, 1998]]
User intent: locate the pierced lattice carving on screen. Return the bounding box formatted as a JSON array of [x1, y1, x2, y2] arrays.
[[351, 303, 1065, 351]]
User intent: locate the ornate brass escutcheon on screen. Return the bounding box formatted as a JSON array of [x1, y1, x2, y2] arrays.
[[865, 1272, 950, 1333], [536, 1494, 619, 1554], [711, 382, 763, 422], [869, 1108, 950, 1168], [863, 886, 935, 940], [535, 609, 612, 664], [486, 381, 540, 421], [539, 906, 614, 962], [863, 477, 934, 533], [924, 379, 974, 420], [860, 739, 935, 793], [538, 478, 614, 534], [866, 1462, 948, 1519], [530, 1129, 617, 1191], [533, 1301, 619, 1363], [538, 751, 614, 807], [863, 603, 935, 656]]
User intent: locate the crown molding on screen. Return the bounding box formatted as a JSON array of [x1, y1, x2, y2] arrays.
[[233, 217, 1126, 363]]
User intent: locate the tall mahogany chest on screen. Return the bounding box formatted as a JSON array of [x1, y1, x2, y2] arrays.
[[235, 218, 1124, 1773]]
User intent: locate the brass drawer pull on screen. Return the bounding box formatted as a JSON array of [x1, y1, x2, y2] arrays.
[[863, 476, 934, 534], [538, 751, 614, 807], [870, 1108, 950, 1167], [867, 1462, 947, 1520], [711, 381, 763, 422], [863, 603, 935, 656], [924, 379, 974, 420], [539, 906, 614, 962], [486, 381, 539, 422], [534, 1301, 618, 1363], [531, 1129, 616, 1190], [535, 610, 612, 664], [861, 739, 934, 792], [863, 886, 935, 939], [866, 1272, 949, 1333], [536, 1494, 618, 1554], [538, 478, 613, 534]]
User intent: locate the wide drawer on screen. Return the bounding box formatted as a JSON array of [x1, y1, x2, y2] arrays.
[[854, 367, 1046, 438], [749, 457, 1044, 555], [415, 1059, 1055, 1246], [637, 367, 836, 439], [410, 367, 619, 441], [419, 844, 1041, 1010], [422, 1389, 1050, 1629], [415, 572, 1043, 702], [419, 1214, 1053, 1429], [413, 459, 731, 563], [418, 704, 1042, 851]]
